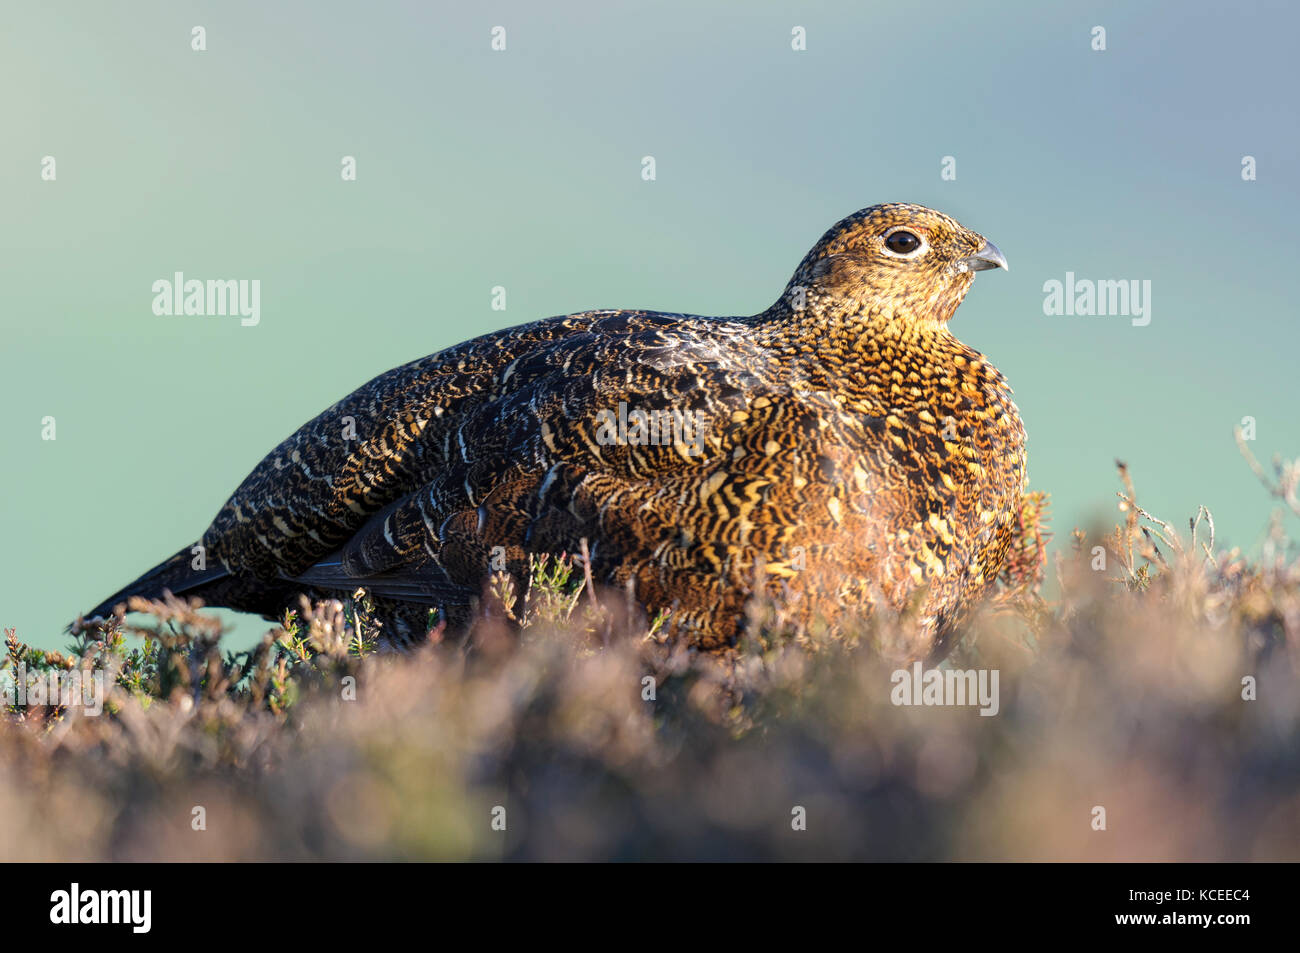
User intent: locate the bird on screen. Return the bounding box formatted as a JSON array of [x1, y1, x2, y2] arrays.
[[82, 202, 1025, 661]]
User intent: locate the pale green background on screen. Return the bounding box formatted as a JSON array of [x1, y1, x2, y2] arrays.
[[3, 1, 1297, 649]]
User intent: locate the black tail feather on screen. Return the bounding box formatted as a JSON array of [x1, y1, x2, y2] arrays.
[[287, 554, 474, 606], [77, 544, 230, 626]]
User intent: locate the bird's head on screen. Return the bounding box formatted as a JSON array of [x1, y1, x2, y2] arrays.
[[781, 203, 1007, 326]]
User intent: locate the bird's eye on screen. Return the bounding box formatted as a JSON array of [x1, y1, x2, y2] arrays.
[[883, 230, 924, 257]]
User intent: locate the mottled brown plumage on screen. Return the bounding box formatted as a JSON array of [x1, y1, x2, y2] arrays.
[[84, 203, 1025, 660]]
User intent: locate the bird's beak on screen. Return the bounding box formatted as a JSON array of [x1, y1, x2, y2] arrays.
[[960, 239, 1009, 273]]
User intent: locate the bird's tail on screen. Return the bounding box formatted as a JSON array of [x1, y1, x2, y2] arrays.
[[77, 543, 229, 626]]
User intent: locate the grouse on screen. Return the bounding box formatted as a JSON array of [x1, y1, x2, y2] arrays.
[[83, 203, 1024, 660]]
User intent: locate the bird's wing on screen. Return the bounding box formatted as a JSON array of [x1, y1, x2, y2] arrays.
[[203, 312, 605, 578], [275, 312, 812, 604], [205, 311, 776, 594]]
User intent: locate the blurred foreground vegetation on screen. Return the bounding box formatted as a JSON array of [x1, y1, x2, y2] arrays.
[[2, 450, 1297, 861]]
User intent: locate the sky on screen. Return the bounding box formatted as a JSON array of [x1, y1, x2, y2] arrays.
[[3, 0, 1298, 649]]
